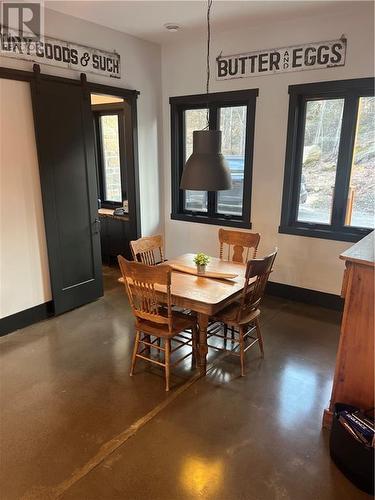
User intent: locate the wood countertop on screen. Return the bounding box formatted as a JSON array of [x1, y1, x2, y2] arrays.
[[98, 208, 129, 222], [340, 231, 374, 266]]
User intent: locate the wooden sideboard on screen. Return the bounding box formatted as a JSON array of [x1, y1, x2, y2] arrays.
[[323, 231, 374, 428]]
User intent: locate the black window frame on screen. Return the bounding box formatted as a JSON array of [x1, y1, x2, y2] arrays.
[[170, 89, 258, 228], [279, 77, 375, 243], [93, 103, 127, 209]]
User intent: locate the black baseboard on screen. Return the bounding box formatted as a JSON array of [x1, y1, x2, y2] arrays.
[[0, 301, 54, 337], [266, 281, 344, 311], [0, 282, 343, 337]]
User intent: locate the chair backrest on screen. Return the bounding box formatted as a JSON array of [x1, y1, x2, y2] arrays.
[[219, 228, 261, 263], [118, 255, 172, 331], [130, 235, 164, 265], [237, 249, 278, 322]]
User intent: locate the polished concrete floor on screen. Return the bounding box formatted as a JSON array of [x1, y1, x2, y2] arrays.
[[0, 267, 370, 499]]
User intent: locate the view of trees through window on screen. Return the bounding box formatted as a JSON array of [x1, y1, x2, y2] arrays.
[[100, 114, 122, 203], [218, 106, 247, 216], [184, 106, 247, 216], [297, 96, 374, 228], [184, 108, 208, 212], [297, 98, 344, 224], [347, 96, 375, 228]]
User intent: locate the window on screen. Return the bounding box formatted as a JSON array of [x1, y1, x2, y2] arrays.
[[280, 78, 374, 242], [170, 89, 258, 228], [93, 107, 127, 208], [184, 108, 208, 212]]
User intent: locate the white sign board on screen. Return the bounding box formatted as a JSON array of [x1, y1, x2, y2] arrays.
[[216, 39, 346, 80], [0, 32, 121, 79]]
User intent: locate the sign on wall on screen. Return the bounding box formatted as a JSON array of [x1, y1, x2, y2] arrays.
[[0, 32, 121, 79], [216, 38, 346, 80]]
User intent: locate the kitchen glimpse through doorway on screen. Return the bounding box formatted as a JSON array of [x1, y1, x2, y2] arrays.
[[90, 90, 140, 272]]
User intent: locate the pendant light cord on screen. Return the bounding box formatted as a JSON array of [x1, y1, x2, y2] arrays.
[[206, 0, 212, 95], [205, 0, 213, 129]]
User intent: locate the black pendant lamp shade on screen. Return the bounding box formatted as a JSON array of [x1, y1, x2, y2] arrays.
[[180, 130, 232, 191]]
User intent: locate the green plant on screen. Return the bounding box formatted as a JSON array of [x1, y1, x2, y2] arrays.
[[193, 252, 210, 267]]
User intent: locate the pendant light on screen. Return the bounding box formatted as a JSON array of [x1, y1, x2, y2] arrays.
[[180, 0, 232, 191]]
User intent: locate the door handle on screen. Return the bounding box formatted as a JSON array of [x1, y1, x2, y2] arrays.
[[93, 217, 101, 234]]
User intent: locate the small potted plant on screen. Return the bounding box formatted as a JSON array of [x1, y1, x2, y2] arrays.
[[194, 252, 210, 274]]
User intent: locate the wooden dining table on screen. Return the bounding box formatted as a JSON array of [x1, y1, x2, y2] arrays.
[[122, 253, 247, 375]]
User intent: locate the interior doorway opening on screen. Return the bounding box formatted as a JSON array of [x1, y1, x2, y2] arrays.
[[90, 91, 139, 290]]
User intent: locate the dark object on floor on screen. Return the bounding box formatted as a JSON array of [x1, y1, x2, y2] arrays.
[[330, 403, 374, 495]]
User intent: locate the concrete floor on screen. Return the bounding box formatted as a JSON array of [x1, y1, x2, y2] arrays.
[[0, 266, 370, 500]]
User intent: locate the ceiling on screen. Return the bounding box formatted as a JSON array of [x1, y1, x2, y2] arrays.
[[45, 0, 362, 45]]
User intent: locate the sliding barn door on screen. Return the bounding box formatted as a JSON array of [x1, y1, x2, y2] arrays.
[[31, 77, 103, 314]]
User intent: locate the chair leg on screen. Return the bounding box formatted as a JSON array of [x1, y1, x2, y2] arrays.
[[231, 326, 235, 340], [223, 323, 228, 350], [239, 326, 245, 377], [157, 336, 161, 356], [255, 317, 264, 357], [144, 334, 151, 355], [192, 324, 198, 367], [130, 331, 140, 376], [165, 338, 171, 391]]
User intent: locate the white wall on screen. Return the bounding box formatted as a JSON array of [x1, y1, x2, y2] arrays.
[[161, 3, 374, 295], [0, 80, 51, 317], [0, 7, 164, 237]]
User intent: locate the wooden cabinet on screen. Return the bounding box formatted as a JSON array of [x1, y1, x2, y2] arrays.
[[323, 232, 374, 427], [99, 211, 132, 263]]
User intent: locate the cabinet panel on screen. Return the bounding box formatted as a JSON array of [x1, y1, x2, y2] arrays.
[[323, 232, 374, 428], [99, 216, 131, 263]]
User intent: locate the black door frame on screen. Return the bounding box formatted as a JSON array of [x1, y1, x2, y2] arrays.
[[88, 83, 141, 241]]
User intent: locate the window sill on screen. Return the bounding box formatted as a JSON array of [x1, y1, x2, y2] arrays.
[[278, 224, 372, 243], [171, 212, 252, 229], [101, 202, 122, 209]]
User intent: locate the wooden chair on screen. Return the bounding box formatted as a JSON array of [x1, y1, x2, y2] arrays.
[[130, 235, 164, 265], [219, 228, 260, 263], [210, 249, 277, 376], [118, 256, 198, 391]]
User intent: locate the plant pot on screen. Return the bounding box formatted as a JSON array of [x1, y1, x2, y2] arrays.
[[197, 264, 206, 274]]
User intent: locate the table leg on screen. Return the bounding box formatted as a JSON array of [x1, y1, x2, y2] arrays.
[[197, 312, 209, 375]]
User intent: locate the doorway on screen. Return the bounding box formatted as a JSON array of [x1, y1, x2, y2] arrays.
[[90, 91, 140, 283]]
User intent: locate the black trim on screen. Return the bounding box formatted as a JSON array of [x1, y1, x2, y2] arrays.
[[0, 281, 342, 337], [93, 107, 127, 208], [170, 212, 252, 229], [288, 77, 374, 96], [90, 91, 141, 239], [278, 224, 370, 242], [266, 282, 344, 311], [0, 302, 53, 336], [169, 89, 259, 105], [170, 89, 258, 228], [280, 77, 375, 243]]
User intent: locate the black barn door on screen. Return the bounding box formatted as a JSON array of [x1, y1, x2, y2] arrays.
[[31, 76, 103, 314]]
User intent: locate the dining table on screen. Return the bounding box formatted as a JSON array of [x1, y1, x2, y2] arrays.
[[120, 253, 248, 375]]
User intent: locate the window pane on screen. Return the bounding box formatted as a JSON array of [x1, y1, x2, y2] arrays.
[[217, 106, 246, 216], [100, 114, 122, 203], [345, 96, 375, 228], [184, 109, 208, 212], [297, 99, 344, 224]]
